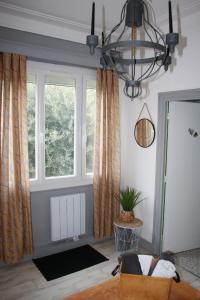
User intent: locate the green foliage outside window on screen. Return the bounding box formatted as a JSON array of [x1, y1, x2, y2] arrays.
[[86, 87, 96, 174], [45, 84, 75, 177], [27, 73, 96, 181], [27, 80, 36, 179]]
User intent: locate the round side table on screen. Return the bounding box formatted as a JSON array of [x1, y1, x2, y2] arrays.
[[114, 218, 143, 252]]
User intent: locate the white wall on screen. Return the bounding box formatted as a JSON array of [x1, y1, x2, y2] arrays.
[[120, 11, 200, 243]]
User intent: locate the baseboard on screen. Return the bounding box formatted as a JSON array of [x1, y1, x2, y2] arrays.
[[0, 235, 95, 268], [33, 235, 95, 258], [0, 254, 32, 268], [34, 236, 116, 258], [0, 236, 154, 268], [0, 235, 113, 268]]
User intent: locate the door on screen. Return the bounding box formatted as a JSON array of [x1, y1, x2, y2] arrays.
[[162, 101, 200, 253]]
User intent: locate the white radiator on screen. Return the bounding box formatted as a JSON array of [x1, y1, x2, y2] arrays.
[[50, 193, 86, 242]]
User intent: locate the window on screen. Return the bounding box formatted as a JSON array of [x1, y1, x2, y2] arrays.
[[27, 62, 96, 191], [85, 80, 96, 174], [44, 74, 76, 177], [27, 74, 36, 179]]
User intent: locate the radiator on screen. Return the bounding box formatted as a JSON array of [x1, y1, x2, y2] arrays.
[[50, 193, 86, 242]]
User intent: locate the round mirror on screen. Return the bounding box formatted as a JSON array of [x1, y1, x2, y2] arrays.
[[134, 118, 155, 148]]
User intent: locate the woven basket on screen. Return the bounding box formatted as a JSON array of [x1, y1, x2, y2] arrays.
[[120, 211, 134, 223]]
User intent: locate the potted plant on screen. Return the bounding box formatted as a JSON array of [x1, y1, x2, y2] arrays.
[[118, 187, 143, 222]]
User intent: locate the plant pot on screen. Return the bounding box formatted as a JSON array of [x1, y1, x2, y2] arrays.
[[120, 210, 134, 223]]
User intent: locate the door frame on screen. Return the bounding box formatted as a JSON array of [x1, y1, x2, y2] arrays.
[[153, 88, 200, 254]]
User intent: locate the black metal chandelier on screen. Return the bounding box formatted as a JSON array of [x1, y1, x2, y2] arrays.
[[86, 0, 179, 99]]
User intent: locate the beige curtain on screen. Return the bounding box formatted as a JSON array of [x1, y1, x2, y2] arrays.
[[93, 69, 120, 239], [0, 53, 33, 264]]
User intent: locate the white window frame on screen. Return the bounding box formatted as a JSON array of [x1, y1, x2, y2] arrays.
[[27, 61, 96, 192], [82, 75, 96, 179]]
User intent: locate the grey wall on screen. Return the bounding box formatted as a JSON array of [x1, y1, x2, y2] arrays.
[[31, 185, 94, 258], [0, 26, 99, 259], [0, 26, 101, 69]]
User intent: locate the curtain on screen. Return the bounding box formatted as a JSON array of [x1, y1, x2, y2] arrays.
[[0, 53, 33, 264], [93, 69, 120, 239]]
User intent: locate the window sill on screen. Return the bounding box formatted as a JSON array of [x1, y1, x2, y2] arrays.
[[30, 177, 93, 192]]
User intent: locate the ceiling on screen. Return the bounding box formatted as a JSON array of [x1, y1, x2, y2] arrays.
[[1, 0, 200, 32]]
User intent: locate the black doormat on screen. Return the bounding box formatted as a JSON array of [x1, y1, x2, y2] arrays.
[[33, 244, 108, 281]]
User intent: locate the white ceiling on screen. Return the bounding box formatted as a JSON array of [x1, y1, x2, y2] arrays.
[[1, 0, 200, 32]]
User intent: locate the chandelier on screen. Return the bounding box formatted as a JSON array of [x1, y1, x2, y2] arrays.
[[86, 0, 179, 99]]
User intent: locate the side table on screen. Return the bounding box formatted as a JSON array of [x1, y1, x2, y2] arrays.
[[114, 218, 143, 252]]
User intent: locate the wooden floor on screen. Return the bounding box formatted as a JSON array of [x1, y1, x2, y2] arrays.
[[0, 240, 200, 300]]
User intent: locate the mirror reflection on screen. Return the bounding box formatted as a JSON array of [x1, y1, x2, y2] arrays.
[[134, 118, 155, 148]]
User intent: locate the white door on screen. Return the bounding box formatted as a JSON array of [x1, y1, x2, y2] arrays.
[[162, 101, 200, 253]]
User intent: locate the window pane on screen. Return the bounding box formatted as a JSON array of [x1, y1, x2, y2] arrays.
[[45, 73, 75, 177], [86, 80, 96, 174], [27, 74, 36, 179]]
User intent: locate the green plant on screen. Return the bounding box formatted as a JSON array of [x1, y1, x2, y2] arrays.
[[118, 187, 143, 211]]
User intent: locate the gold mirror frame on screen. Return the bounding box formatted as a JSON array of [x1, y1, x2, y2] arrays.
[[134, 118, 155, 148]]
